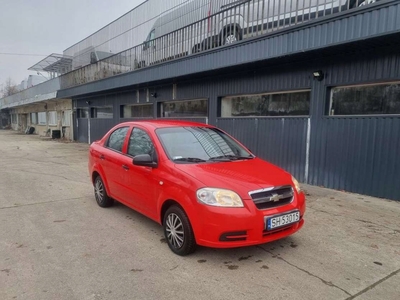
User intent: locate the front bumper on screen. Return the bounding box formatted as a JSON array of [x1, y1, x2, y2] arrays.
[[192, 192, 306, 248]]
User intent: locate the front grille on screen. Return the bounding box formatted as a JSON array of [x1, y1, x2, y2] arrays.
[[249, 186, 294, 210]]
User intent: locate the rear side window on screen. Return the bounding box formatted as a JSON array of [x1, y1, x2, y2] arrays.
[[107, 127, 129, 152]]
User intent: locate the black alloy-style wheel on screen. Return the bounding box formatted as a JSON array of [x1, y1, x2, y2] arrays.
[[223, 27, 241, 45], [94, 176, 114, 208], [163, 205, 196, 256]]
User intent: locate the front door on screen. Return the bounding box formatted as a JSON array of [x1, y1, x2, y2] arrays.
[[121, 127, 160, 220]]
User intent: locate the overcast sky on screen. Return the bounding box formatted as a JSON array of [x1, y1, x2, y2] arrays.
[[0, 0, 145, 86]]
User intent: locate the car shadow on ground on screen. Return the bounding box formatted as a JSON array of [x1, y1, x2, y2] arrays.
[[110, 200, 301, 269]]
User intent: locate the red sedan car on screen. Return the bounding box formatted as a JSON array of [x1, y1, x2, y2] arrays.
[[88, 120, 305, 255]]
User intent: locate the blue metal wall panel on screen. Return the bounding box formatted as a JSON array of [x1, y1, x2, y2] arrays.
[[307, 49, 400, 200], [217, 117, 308, 182], [216, 118, 260, 156], [90, 119, 116, 143], [311, 117, 400, 200], [77, 119, 88, 143]]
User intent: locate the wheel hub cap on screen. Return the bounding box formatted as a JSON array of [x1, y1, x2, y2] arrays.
[[225, 34, 237, 44], [95, 180, 104, 202], [166, 213, 184, 249]]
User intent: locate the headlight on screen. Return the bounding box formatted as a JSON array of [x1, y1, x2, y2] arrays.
[[196, 188, 244, 207], [292, 176, 301, 193]]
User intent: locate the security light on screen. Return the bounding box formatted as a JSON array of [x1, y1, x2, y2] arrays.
[[313, 70, 324, 81]]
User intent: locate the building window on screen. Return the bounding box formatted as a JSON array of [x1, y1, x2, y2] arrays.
[[62, 110, 71, 126], [38, 112, 47, 125], [30, 113, 38, 125], [91, 107, 113, 119], [121, 104, 153, 118], [161, 99, 208, 118], [221, 90, 310, 117], [11, 114, 17, 124], [329, 82, 400, 116], [48, 111, 57, 126], [77, 109, 89, 118]]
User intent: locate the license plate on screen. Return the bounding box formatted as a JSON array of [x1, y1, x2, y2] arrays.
[[265, 211, 300, 231]]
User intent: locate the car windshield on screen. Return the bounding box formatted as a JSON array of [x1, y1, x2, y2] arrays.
[[156, 126, 253, 163]]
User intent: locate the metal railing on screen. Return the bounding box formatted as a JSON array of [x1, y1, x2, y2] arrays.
[[60, 0, 377, 89]]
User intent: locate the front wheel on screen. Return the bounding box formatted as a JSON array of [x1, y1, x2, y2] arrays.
[[163, 205, 196, 256]]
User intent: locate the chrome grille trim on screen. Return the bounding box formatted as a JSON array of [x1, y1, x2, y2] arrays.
[[249, 185, 294, 210]]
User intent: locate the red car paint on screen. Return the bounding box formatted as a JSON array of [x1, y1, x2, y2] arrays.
[[89, 120, 305, 250]]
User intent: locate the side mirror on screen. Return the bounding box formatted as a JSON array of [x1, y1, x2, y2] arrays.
[[133, 154, 158, 168]]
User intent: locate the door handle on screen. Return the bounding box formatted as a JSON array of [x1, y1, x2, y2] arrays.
[[99, 154, 105, 160], [122, 165, 130, 171]]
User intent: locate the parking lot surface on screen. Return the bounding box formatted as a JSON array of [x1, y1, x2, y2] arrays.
[[0, 130, 399, 300]]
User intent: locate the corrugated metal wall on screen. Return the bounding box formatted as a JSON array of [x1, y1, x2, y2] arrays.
[[308, 50, 400, 200], [76, 119, 89, 143], [217, 118, 309, 182], [310, 117, 400, 199]]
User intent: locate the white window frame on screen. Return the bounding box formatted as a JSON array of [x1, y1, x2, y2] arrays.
[[48, 111, 57, 126], [30, 113, 38, 125], [62, 110, 71, 126], [38, 112, 47, 125]]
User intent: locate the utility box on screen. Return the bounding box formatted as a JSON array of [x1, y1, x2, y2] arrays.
[[51, 130, 61, 139]]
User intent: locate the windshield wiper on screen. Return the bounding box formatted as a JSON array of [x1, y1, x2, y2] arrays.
[[173, 157, 207, 163], [209, 155, 254, 161]]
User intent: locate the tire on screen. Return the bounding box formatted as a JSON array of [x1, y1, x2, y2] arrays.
[[163, 205, 196, 256], [93, 176, 113, 208], [222, 27, 241, 45], [191, 44, 201, 54]]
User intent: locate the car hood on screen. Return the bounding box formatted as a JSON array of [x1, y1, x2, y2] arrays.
[[174, 158, 293, 199]]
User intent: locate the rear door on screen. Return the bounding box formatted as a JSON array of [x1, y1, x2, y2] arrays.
[[101, 126, 130, 200], [119, 127, 160, 220]]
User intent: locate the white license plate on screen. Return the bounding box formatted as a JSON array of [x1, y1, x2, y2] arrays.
[[265, 211, 300, 231]]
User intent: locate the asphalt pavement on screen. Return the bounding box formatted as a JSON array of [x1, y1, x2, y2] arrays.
[[0, 130, 399, 300]]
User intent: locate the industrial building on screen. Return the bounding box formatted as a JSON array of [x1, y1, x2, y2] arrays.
[[1, 0, 400, 200]]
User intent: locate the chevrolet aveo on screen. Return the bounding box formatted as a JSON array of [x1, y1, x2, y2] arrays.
[[89, 120, 306, 255]]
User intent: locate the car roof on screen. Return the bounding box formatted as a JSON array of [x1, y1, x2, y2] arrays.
[[118, 120, 213, 129]]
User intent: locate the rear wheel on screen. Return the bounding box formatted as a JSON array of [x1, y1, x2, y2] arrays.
[[163, 205, 196, 256], [94, 176, 113, 208]]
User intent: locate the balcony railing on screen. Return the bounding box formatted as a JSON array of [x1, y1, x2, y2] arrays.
[[60, 0, 378, 90], [0, 78, 60, 109]]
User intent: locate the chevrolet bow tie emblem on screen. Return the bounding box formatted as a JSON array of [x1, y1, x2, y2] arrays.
[[269, 193, 283, 202]]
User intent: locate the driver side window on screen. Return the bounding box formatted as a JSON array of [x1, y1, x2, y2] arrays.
[[128, 128, 155, 158]]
